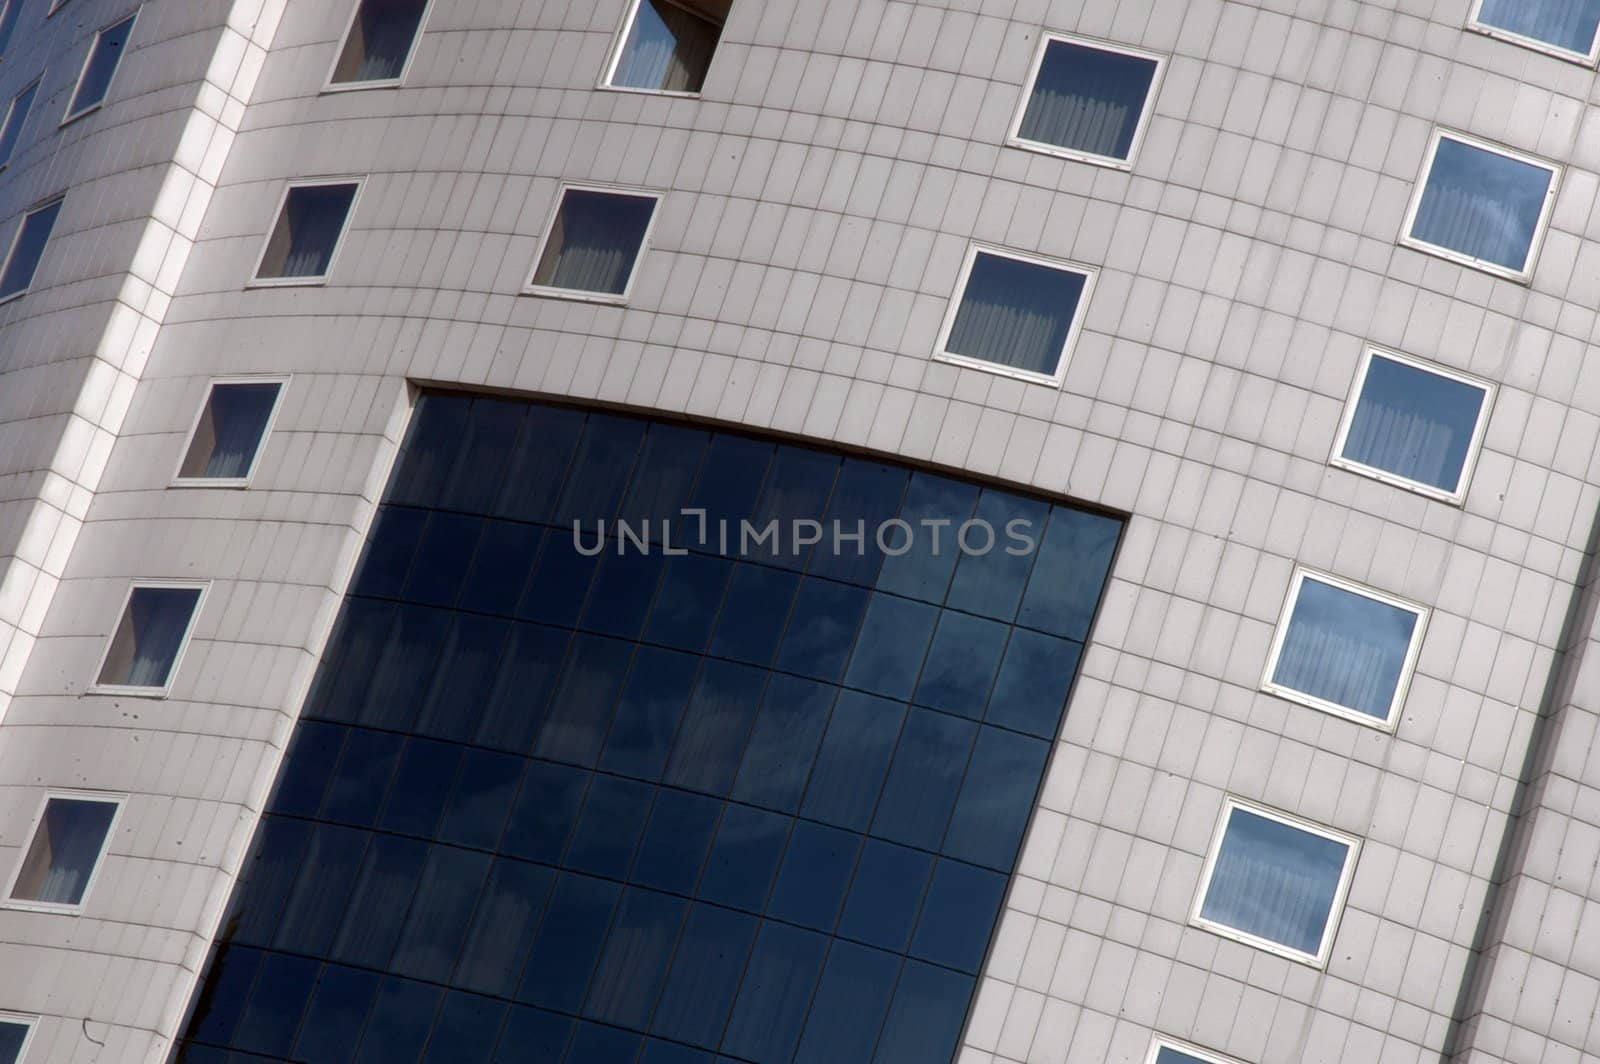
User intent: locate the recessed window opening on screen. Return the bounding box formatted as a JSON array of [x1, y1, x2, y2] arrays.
[[0, 79, 40, 170], [177, 380, 286, 483], [608, 0, 730, 94], [1403, 131, 1558, 279], [95, 584, 205, 692], [6, 794, 123, 909], [527, 186, 660, 300], [1010, 34, 1163, 166], [1472, 0, 1600, 59], [254, 182, 360, 282], [0, 197, 64, 302], [65, 12, 138, 121], [0, 1014, 34, 1064], [935, 247, 1094, 384], [330, 0, 430, 85]]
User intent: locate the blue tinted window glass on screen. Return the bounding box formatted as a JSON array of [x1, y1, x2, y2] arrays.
[[943, 729, 1049, 871], [518, 527, 601, 628], [306, 599, 396, 721], [612, 0, 723, 93], [875, 474, 978, 603], [322, 729, 403, 827], [697, 804, 789, 912], [380, 739, 461, 837], [644, 552, 732, 651], [228, 817, 311, 947], [518, 874, 621, 1012], [914, 612, 1008, 719], [359, 604, 452, 730], [495, 405, 585, 523], [809, 458, 908, 586], [233, 952, 318, 1056], [495, 1007, 573, 1063], [871, 708, 977, 850], [775, 578, 870, 682], [1342, 354, 1486, 494], [1411, 136, 1552, 272], [664, 660, 768, 795], [0, 81, 39, 170], [68, 15, 137, 117], [401, 513, 483, 607], [423, 992, 504, 1064], [1478, 0, 1600, 54], [390, 847, 492, 983], [1200, 808, 1350, 957], [946, 491, 1051, 621], [389, 396, 470, 508], [802, 691, 905, 831], [353, 507, 426, 598], [1019, 39, 1157, 160], [458, 521, 541, 617], [720, 922, 829, 1063], [685, 435, 773, 552], [632, 788, 721, 894], [709, 564, 800, 666], [353, 978, 441, 1064], [600, 647, 701, 781], [584, 888, 687, 1028], [767, 820, 861, 931], [793, 941, 900, 1064], [454, 859, 555, 997], [566, 1023, 643, 1063], [985, 629, 1081, 738], [1271, 576, 1417, 721], [275, 825, 369, 954], [731, 675, 836, 813], [536, 634, 635, 766], [293, 965, 380, 1064], [331, 835, 428, 969], [871, 960, 973, 1064], [583, 550, 665, 639], [0, 198, 62, 299], [555, 415, 647, 524], [1156, 1048, 1220, 1064], [745, 446, 840, 568], [438, 749, 523, 850], [500, 761, 587, 863], [270, 722, 346, 817], [189, 946, 262, 1046], [439, 399, 525, 515], [640, 1041, 715, 1064], [844, 594, 938, 700], [650, 905, 759, 1049], [1016, 507, 1119, 641], [258, 183, 358, 279], [837, 839, 934, 952], [945, 252, 1085, 377], [415, 615, 511, 743], [566, 775, 654, 878], [532, 191, 657, 297], [909, 859, 1008, 973], [477, 623, 569, 752], [620, 424, 710, 528]]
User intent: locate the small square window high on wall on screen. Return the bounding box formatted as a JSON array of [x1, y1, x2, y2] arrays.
[[0, 1015, 35, 1064], [254, 181, 361, 284], [176, 380, 287, 484], [933, 246, 1096, 386], [0, 79, 39, 170], [1008, 33, 1164, 168], [606, 0, 731, 95], [93, 584, 206, 694], [329, 0, 431, 86], [6, 794, 124, 910], [64, 11, 138, 122], [0, 197, 64, 302], [1471, 0, 1600, 61], [526, 186, 661, 302]]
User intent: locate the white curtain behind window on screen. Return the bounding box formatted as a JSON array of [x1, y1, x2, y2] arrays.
[[1018, 41, 1156, 159], [1479, 0, 1600, 53], [614, 0, 720, 93]]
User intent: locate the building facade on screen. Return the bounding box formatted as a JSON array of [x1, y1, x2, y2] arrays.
[[0, 0, 1598, 1062]]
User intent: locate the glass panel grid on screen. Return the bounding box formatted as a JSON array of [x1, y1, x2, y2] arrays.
[[176, 393, 1123, 1064]]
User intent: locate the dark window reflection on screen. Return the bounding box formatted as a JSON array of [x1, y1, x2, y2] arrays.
[[177, 394, 1122, 1064]]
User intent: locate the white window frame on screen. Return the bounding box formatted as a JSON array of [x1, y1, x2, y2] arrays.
[[0, 1012, 35, 1063], [523, 182, 664, 305], [1466, 0, 1600, 64], [171, 376, 290, 488], [1146, 1035, 1250, 1064], [0, 195, 65, 307], [600, 0, 728, 98], [323, 0, 434, 92], [932, 243, 1097, 387], [1005, 31, 1165, 170], [2, 790, 127, 914], [1261, 567, 1428, 733], [61, 8, 140, 126], [0, 76, 41, 173], [1330, 345, 1494, 505], [1399, 128, 1561, 283], [248, 177, 365, 288], [88, 581, 209, 697], [1190, 796, 1361, 969]]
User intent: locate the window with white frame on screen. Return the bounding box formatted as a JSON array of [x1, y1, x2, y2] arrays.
[[1333, 348, 1493, 501], [935, 246, 1095, 384], [6, 793, 123, 910], [526, 186, 660, 300], [1148, 1037, 1250, 1064], [1263, 569, 1427, 729], [1471, 0, 1600, 60], [1192, 798, 1359, 967], [329, 0, 431, 87], [0, 1014, 34, 1064], [94, 584, 205, 693], [0, 78, 39, 171], [254, 181, 361, 283], [176, 379, 286, 484], [607, 0, 730, 95], [0, 0, 20, 56], [1402, 130, 1559, 279], [64, 11, 138, 122], [1008, 33, 1163, 166], [0, 197, 64, 303]]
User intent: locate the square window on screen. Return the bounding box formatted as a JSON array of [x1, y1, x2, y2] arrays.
[[0, 197, 64, 303], [0, 1014, 34, 1064], [1192, 799, 1359, 967], [5, 793, 123, 910], [254, 181, 361, 283], [175, 379, 287, 484], [1008, 33, 1163, 167], [64, 12, 138, 123], [94, 584, 206, 694], [1401, 130, 1559, 280], [1332, 348, 1493, 502], [0, 79, 39, 170], [1147, 1037, 1249, 1064], [526, 186, 661, 302], [934, 246, 1094, 384], [1263, 569, 1426, 730], [329, 0, 431, 87], [1471, 0, 1600, 60], [606, 0, 730, 95]]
